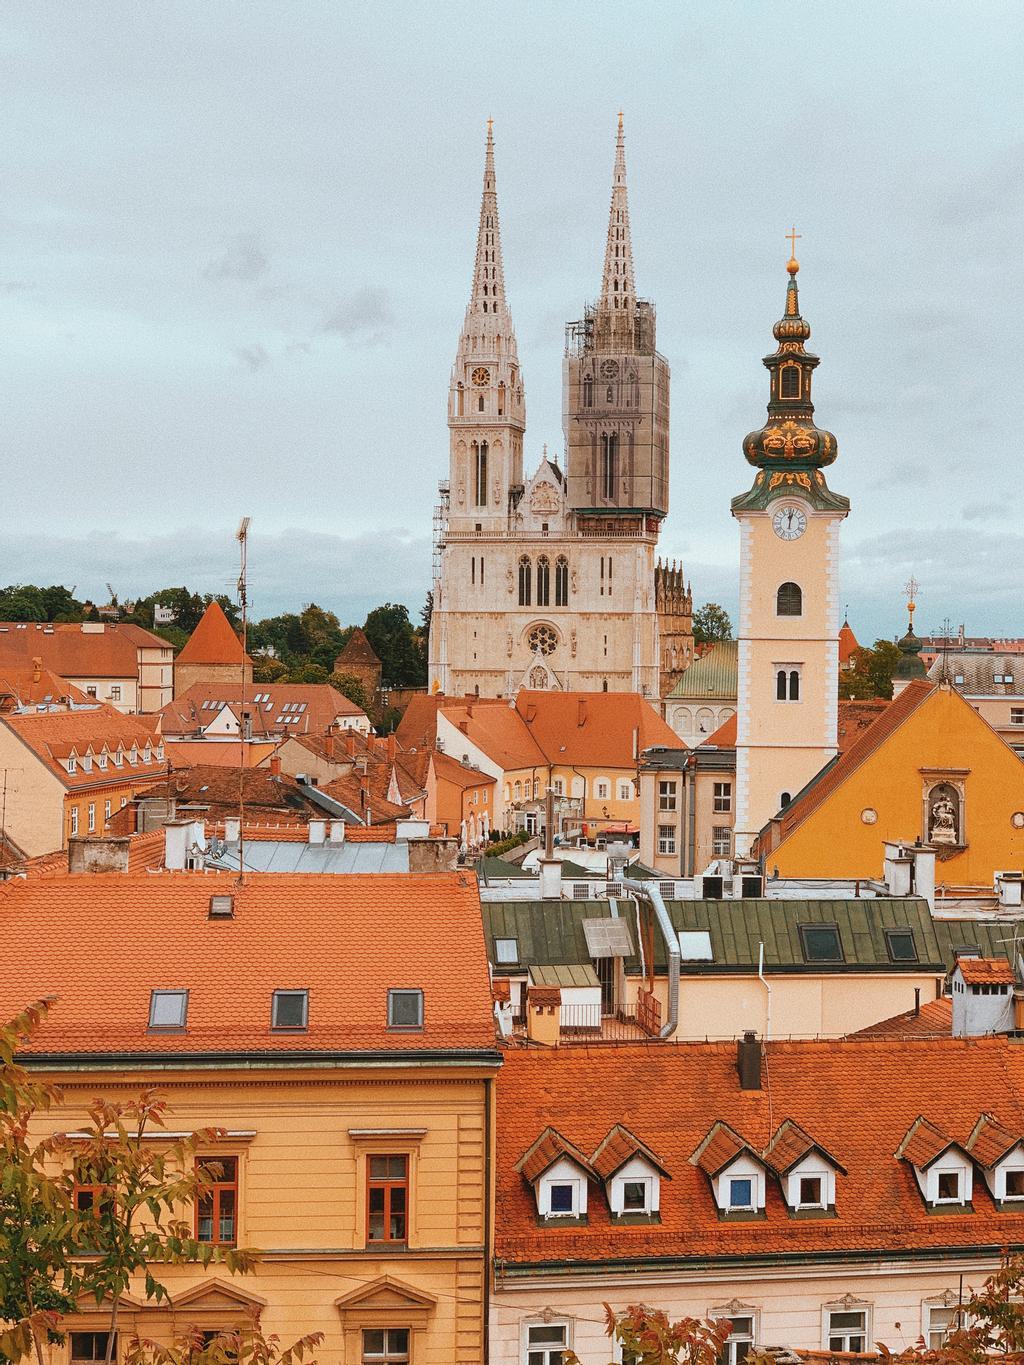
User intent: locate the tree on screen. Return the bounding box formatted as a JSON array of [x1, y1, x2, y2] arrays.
[[839, 639, 903, 700], [363, 604, 426, 688], [692, 603, 733, 645], [566, 1305, 729, 1365], [125, 1318, 322, 1365], [328, 672, 370, 712]]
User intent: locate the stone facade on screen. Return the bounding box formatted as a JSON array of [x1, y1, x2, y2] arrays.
[[428, 118, 690, 701]]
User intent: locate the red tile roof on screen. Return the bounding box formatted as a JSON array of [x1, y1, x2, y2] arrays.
[[0, 706, 168, 790], [762, 1119, 846, 1176], [0, 624, 161, 680], [431, 750, 494, 791], [164, 741, 278, 768], [0, 872, 495, 1055], [335, 627, 380, 667], [956, 957, 1016, 986], [836, 698, 889, 753], [966, 1113, 1021, 1168], [849, 997, 952, 1038], [838, 620, 860, 666], [160, 683, 364, 737], [494, 1038, 1024, 1265], [516, 1127, 596, 1183], [591, 1124, 670, 1180], [760, 681, 934, 852], [174, 602, 251, 666], [895, 1115, 958, 1168], [704, 713, 736, 747], [0, 666, 90, 709], [514, 691, 681, 768], [690, 1120, 758, 1177], [16, 831, 168, 877]]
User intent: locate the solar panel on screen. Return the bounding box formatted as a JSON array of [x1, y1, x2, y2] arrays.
[[583, 918, 634, 958]]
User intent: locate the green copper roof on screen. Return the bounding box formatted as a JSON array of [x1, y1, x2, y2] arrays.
[[666, 640, 738, 700]]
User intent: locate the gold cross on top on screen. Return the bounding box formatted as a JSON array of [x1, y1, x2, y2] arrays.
[[786, 226, 801, 257]]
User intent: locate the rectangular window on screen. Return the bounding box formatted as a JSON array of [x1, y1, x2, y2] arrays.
[[195, 1156, 238, 1246], [271, 989, 308, 1030], [622, 1179, 648, 1212], [367, 1155, 408, 1243], [548, 1182, 575, 1214], [799, 1175, 823, 1206], [712, 826, 732, 857], [1006, 1169, 1024, 1198], [87, 803, 96, 832], [70, 807, 79, 835], [361, 1330, 409, 1364], [927, 1307, 956, 1350], [86, 686, 97, 698], [527, 1323, 568, 1365], [657, 824, 676, 855], [70, 1334, 117, 1364], [387, 989, 424, 1029], [937, 1170, 961, 1202], [658, 780, 677, 811], [104, 800, 111, 822], [110, 685, 121, 701], [728, 1177, 753, 1209], [495, 937, 519, 964], [148, 989, 188, 1030], [1011, 708, 1024, 725], [828, 1310, 867, 1353], [720, 1316, 755, 1365], [799, 924, 844, 963], [552, 778, 564, 795], [713, 781, 732, 813], [885, 928, 918, 963]]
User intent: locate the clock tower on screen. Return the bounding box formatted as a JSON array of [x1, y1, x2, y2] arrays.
[[731, 243, 850, 856]]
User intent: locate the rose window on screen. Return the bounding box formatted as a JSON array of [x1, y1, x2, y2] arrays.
[[528, 625, 558, 656]]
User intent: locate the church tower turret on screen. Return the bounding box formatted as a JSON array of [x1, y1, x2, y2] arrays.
[[732, 240, 850, 856], [563, 114, 670, 521], [447, 120, 525, 533]]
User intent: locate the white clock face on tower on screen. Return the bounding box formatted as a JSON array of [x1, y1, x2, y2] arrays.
[[771, 504, 808, 541]]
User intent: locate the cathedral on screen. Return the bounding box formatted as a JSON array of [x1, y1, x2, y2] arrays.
[[427, 117, 692, 700]]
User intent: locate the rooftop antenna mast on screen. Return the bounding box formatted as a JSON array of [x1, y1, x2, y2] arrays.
[[932, 615, 954, 684], [236, 517, 251, 886]]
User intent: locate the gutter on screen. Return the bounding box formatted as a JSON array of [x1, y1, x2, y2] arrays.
[[629, 881, 679, 1039], [20, 1047, 504, 1072], [758, 940, 772, 1040]]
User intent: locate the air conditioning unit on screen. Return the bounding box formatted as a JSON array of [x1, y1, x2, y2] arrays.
[[740, 875, 764, 898], [701, 875, 724, 899]]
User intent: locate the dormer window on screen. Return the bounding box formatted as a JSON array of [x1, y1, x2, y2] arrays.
[[547, 1181, 578, 1215], [728, 1176, 754, 1210], [515, 1127, 594, 1224], [763, 1120, 845, 1216], [591, 1124, 669, 1222], [691, 1122, 766, 1217], [966, 1113, 1024, 1206], [897, 1116, 973, 1210], [937, 1171, 961, 1203], [68, 756, 77, 774], [799, 1175, 823, 1206]]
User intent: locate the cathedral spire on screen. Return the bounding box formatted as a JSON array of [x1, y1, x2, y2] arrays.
[[468, 118, 509, 323], [598, 111, 636, 314]]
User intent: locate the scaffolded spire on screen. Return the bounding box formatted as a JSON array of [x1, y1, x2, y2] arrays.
[[598, 111, 636, 314], [468, 118, 509, 322]]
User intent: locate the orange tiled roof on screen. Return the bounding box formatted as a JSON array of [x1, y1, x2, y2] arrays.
[[17, 830, 168, 877], [0, 623, 165, 680], [849, 997, 952, 1038], [174, 602, 250, 666], [896, 1115, 958, 1168], [516, 1127, 596, 1183], [966, 1113, 1021, 1168], [591, 1124, 670, 1180], [443, 702, 547, 772], [160, 683, 364, 738], [164, 741, 278, 768], [956, 957, 1016, 986], [0, 706, 168, 790], [0, 665, 90, 709], [761, 680, 934, 851], [762, 1119, 846, 1177], [704, 713, 736, 747], [0, 871, 495, 1056], [335, 627, 380, 668], [321, 774, 410, 824], [431, 750, 494, 791], [494, 1038, 1024, 1265], [514, 690, 680, 768], [838, 619, 860, 666], [690, 1120, 758, 1177], [836, 698, 889, 753]]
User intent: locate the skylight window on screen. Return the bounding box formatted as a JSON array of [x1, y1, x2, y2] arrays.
[[678, 930, 714, 961], [885, 929, 918, 963], [387, 989, 424, 1030], [149, 990, 188, 1030], [799, 924, 844, 963], [495, 937, 519, 964], [271, 989, 308, 1030]]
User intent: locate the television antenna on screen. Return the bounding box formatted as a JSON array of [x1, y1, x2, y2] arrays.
[[235, 518, 251, 885]]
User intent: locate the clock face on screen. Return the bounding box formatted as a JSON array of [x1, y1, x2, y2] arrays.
[[600, 359, 619, 379], [471, 366, 490, 387], [772, 504, 807, 541]]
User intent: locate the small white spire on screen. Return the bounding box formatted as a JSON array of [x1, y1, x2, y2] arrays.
[[599, 111, 636, 313], [468, 117, 509, 320]]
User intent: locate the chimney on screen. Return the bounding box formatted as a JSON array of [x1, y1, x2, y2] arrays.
[[328, 819, 346, 843], [387, 733, 396, 761], [269, 753, 282, 777], [308, 819, 326, 845], [996, 871, 1024, 910], [577, 698, 587, 728], [224, 816, 240, 845], [164, 818, 199, 871], [883, 841, 913, 897], [737, 1031, 762, 1090], [345, 732, 356, 757], [395, 818, 430, 841], [32, 656, 42, 683], [67, 836, 131, 874], [913, 846, 936, 910], [459, 719, 469, 735], [325, 734, 335, 760]]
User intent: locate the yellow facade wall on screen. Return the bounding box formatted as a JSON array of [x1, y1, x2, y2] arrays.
[[771, 686, 1024, 882], [32, 1064, 493, 1365]]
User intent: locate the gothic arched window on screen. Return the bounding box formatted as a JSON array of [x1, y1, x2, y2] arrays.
[[583, 375, 593, 407], [601, 433, 618, 500], [457, 383, 465, 417], [776, 582, 803, 616], [780, 365, 801, 399], [473, 441, 488, 508], [478, 394, 485, 412], [497, 382, 505, 416], [555, 556, 569, 607], [518, 555, 531, 607], [536, 556, 550, 607]]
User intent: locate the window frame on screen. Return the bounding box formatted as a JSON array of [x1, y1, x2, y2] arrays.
[[270, 989, 309, 1031], [148, 989, 189, 1032], [798, 923, 845, 964], [825, 1306, 869, 1354], [387, 988, 424, 1031], [495, 937, 519, 965], [195, 1154, 239, 1247], [776, 581, 803, 617], [658, 779, 678, 812], [366, 1153, 409, 1245], [715, 1314, 756, 1365], [884, 928, 919, 963], [712, 826, 732, 857], [70, 1333, 118, 1365], [361, 1328, 410, 1364], [728, 1176, 754, 1210], [712, 781, 732, 813], [657, 824, 676, 856], [524, 1320, 570, 1365]]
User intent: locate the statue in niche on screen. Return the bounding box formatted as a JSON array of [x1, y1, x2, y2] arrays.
[[492, 478, 501, 505], [570, 630, 577, 658], [506, 631, 513, 657], [456, 484, 465, 507], [529, 665, 547, 689], [505, 567, 514, 594], [928, 784, 960, 845], [570, 567, 578, 594]]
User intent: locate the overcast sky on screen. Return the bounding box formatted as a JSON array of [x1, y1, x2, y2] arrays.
[[3, 2, 1022, 640]]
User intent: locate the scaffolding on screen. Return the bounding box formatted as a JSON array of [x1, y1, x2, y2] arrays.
[[432, 479, 450, 583]]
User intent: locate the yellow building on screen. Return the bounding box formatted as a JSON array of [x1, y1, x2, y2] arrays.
[[0, 871, 500, 1365], [758, 679, 1024, 885]]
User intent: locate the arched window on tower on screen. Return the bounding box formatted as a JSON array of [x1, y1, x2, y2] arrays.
[[478, 394, 485, 412], [497, 382, 505, 416], [776, 582, 803, 616], [457, 383, 465, 417], [518, 555, 531, 607], [601, 433, 618, 501], [776, 668, 801, 702], [583, 375, 593, 407], [780, 364, 801, 399], [474, 441, 488, 508], [536, 556, 550, 606], [555, 556, 569, 607]]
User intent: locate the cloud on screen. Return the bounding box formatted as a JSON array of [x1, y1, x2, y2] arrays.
[[319, 287, 394, 343], [234, 343, 270, 372], [202, 233, 269, 282]]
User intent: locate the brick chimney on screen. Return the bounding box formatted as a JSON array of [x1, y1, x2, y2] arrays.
[[386, 733, 396, 761], [345, 731, 356, 757], [269, 753, 281, 777], [325, 734, 336, 760], [31, 656, 42, 683]]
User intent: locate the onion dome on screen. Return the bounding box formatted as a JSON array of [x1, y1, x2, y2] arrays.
[[742, 246, 838, 471]]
